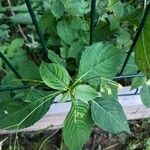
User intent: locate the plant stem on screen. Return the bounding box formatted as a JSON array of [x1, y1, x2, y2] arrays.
[[7, 0, 28, 41], [24, 0, 49, 61], [0, 52, 25, 83], [89, 0, 96, 45], [118, 3, 150, 75]]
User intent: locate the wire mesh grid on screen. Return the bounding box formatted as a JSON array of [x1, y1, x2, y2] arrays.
[[0, 0, 149, 96]]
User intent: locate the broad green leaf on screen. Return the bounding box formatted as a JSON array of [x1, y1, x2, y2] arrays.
[[73, 84, 98, 101], [140, 83, 150, 107], [63, 100, 93, 150], [57, 20, 75, 45], [19, 61, 41, 80], [68, 41, 84, 61], [9, 13, 32, 24], [131, 76, 147, 90], [61, 91, 70, 102], [39, 10, 56, 34], [77, 42, 121, 83], [0, 91, 11, 105], [135, 14, 150, 78], [100, 78, 119, 99], [50, 0, 64, 18], [96, 0, 108, 16], [91, 98, 130, 133], [48, 50, 66, 67], [122, 54, 138, 75], [62, 0, 90, 16], [0, 91, 56, 130], [70, 18, 88, 31], [23, 89, 50, 103], [7, 38, 24, 58], [40, 63, 70, 90]]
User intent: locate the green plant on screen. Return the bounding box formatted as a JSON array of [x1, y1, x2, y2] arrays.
[[1, 0, 150, 150]]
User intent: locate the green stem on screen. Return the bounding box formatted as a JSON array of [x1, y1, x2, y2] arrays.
[[24, 0, 49, 61]]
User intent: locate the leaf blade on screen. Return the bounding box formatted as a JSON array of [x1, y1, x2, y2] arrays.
[[77, 42, 121, 83], [63, 100, 93, 150], [135, 14, 150, 77], [40, 63, 70, 91], [91, 98, 130, 134]]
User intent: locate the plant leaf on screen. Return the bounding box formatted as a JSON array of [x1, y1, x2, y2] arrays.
[[40, 63, 70, 91], [0, 90, 56, 130], [135, 14, 150, 77], [73, 84, 98, 101], [63, 100, 93, 150], [77, 42, 121, 83], [140, 83, 150, 107], [57, 20, 75, 45], [9, 13, 32, 24], [50, 0, 64, 18], [91, 98, 130, 133], [131, 76, 147, 90], [48, 50, 66, 67]]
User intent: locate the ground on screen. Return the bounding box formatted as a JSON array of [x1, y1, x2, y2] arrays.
[[1, 119, 150, 150]]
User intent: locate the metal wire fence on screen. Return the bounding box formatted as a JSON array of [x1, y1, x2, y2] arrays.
[[0, 0, 149, 94]]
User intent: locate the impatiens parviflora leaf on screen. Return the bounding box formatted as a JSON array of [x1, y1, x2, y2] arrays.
[[76, 42, 121, 84], [50, 0, 64, 18], [63, 100, 93, 150], [61, 91, 71, 102], [48, 50, 66, 68], [91, 98, 130, 134], [73, 84, 99, 101], [131, 76, 147, 90], [140, 82, 150, 107], [0, 90, 58, 130], [40, 63, 71, 91], [100, 78, 122, 99], [57, 20, 75, 45], [135, 13, 150, 78]]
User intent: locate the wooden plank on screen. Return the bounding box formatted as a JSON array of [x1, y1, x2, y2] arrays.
[[1, 86, 150, 134]]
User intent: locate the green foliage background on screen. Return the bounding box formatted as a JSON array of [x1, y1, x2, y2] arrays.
[[0, 0, 150, 149]]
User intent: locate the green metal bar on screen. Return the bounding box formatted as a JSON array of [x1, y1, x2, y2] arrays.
[[0, 73, 144, 92], [0, 85, 30, 92], [24, 0, 49, 61], [114, 73, 144, 80], [118, 3, 150, 75], [0, 51, 23, 80], [89, 0, 96, 45]]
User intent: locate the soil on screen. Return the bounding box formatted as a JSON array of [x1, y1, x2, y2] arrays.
[[1, 119, 150, 150]]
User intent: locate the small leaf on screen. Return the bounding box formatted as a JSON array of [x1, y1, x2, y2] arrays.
[[68, 41, 84, 60], [100, 78, 119, 99], [61, 91, 71, 102], [62, 0, 90, 16], [77, 42, 121, 83], [57, 20, 75, 45], [91, 98, 130, 133], [7, 38, 24, 57], [9, 13, 32, 24], [50, 0, 64, 18], [0, 91, 56, 130], [140, 83, 150, 107], [131, 76, 147, 90], [135, 14, 150, 77], [39, 10, 56, 34], [63, 100, 93, 150], [48, 50, 66, 67], [73, 84, 98, 101], [40, 63, 70, 90]]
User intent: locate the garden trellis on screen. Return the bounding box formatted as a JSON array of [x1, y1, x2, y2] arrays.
[[0, 0, 150, 150], [0, 0, 149, 94], [0, 0, 150, 134]]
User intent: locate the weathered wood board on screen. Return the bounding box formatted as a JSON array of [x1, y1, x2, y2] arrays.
[[1, 86, 150, 134]]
